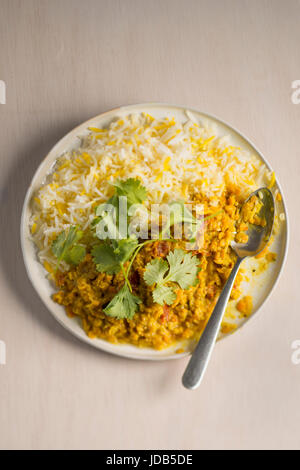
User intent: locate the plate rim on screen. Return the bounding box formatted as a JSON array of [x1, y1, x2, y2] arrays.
[[20, 102, 289, 361]]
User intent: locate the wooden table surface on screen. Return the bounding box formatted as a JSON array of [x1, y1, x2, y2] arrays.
[[0, 0, 299, 450]]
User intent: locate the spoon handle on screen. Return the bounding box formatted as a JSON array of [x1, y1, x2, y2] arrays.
[[182, 257, 243, 390]]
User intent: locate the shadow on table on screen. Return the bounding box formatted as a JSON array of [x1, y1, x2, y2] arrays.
[[0, 117, 129, 363]]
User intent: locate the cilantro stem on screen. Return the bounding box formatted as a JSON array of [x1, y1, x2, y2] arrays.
[[203, 209, 223, 221], [125, 240, 153, 279], [120, 263, 132, 293]]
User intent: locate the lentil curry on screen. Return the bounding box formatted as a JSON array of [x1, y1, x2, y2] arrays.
[[52, 190, 271, 350]]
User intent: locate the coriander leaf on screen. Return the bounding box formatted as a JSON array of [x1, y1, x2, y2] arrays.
[[91, 243, 121, 274], [92, 237, 138, 275], [51, 226, 85, 270], [91, 216, 101, 227], [104, 285, 141, 319], [51, 231, 67, 259], [166, 249, 200, 289], [113, 178, 147, 207], [106, 194, 119, 208], [65, 245, 86, 265], [152, 285, 177, 306], [52, 226, 81, 258], [144, 258, 169, 286], [143, 248, 200, 306], [112, 237, 138, 264]]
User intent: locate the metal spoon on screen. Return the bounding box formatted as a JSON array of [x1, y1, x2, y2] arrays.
[[182, 187, 275, 390]]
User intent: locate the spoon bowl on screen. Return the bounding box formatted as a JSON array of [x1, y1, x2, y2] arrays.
[[232, 187, 274, 259]]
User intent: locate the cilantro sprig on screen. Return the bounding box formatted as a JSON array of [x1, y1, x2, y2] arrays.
[[103, 285, 141, 320], [91, 178, 147, 282], [51, 178, 219, 321], [91, 179, 213, 318], [90, 179, 149, 319], [113, 178, 147, 207], [51, 226, 86, 271], [144, 249, 200, 305], [91, 237, 138, 275], [91, 243, 122, 275]]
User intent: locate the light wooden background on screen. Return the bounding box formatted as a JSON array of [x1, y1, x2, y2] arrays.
[[0, 0, 299, 450]]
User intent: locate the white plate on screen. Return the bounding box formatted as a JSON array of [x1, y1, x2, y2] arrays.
[[20, 103, 289, 360]]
